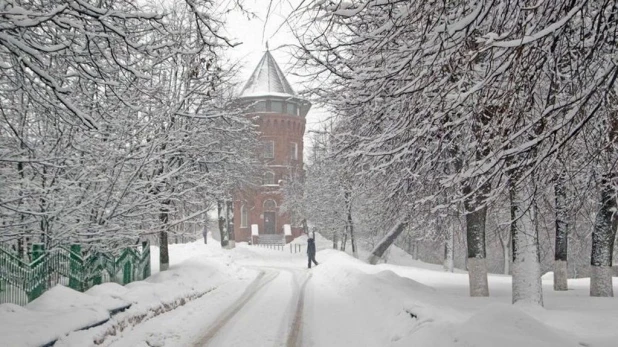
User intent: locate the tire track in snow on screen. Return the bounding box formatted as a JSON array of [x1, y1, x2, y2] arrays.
[[286, 272, 312, 347], [193, 269, 278, 346]]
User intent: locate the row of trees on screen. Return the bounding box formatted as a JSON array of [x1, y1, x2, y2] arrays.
[[0, 0, 259, 270], [286, 0, 618, 304]]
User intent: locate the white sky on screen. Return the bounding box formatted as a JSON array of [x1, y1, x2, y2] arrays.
[[217, 0, 330, 144]]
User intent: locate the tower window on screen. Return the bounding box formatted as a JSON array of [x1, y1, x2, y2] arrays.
[[240, 205, 248, 228], [254, 101, 266, 112], [271, 101, 283, 113], [290, 142, 298, 161], [263, 140, 274, 158], [288, 103, 297, 116], [263, 172, 275, 185]]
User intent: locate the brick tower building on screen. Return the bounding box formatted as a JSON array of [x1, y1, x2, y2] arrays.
[[233, 51, 311, 244]]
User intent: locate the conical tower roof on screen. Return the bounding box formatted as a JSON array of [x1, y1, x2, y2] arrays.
[[240, 51, 296, 98]]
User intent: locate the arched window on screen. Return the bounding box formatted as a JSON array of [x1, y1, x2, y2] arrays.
[[263, 199, 277, 211], [240, 205, 248, 228], [263, 172, 275, 185]]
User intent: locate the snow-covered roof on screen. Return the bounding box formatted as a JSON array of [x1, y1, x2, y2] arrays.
[[240, 51, 296, 98]]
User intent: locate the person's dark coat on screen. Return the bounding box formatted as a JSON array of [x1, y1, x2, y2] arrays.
[[307, 237, 318, 268], [307, 238, 316, 255]]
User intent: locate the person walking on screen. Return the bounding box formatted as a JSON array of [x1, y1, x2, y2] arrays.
[[307, 236, 318, 268]]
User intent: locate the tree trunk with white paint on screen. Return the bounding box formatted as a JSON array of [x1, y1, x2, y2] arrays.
[[463, 181, 490, 297], [510, 178, 543, 306], [590, 174, 617, 297]]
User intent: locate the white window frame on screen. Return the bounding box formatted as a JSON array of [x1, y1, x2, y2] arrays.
[[263, 140, 274, 159]]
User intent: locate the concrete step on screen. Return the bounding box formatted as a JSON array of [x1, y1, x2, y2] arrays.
[[257, 234, 284, 245]]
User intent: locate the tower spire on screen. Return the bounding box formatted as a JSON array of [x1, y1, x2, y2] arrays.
[[239, 50, 296, 97]]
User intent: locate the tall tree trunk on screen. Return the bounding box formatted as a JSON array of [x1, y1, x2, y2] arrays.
[[217, 200, 228, 248], [443, 219, 455, 272], [226, 200, 235, 248], [510, 178, 543, 306], [496, 224, 511, 274], [590, 174, 617, 297], [463, 180, 490, 297], [368, 218, 407, 264], [554, 172, 569, 291], [17, 159, 26, 260], [332, 227, 339, 249], [340, 228, 347, 251], [159, 199, 170, 271], [349, 222, 358, 258], [501, 236, 510, 275], [460, 107, 496, 296], [345, 191, 358, 258]]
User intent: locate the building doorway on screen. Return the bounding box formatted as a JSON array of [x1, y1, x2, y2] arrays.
[[264, 212, 276, 234]]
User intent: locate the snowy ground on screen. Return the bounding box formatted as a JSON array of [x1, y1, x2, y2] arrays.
[[2, 232, 617, 347]]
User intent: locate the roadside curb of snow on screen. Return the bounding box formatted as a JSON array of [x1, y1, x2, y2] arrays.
[[40, 304, 132, 347], [91, 287, 217, 345]]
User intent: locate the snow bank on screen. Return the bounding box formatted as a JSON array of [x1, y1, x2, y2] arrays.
[[0, 285, 129, 347], [304, 249, 618, 347], [399, 304, 581, 347], [303, 250, 440, 346], [57, 239, 257, 346], [29, 285, 128, 313]]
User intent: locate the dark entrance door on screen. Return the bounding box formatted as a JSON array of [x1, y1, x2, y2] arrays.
[[264, 212, 276, 234]]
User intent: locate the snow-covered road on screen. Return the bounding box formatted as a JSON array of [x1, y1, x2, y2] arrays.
[[194, 267, 310, 347]]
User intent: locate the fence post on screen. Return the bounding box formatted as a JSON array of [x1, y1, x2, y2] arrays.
[[69, 244, 82, 291], [32, 244, 44, 261], [123, 259, 132, 284], [93, 252, 103, 285], [28, 244, 45, 302]]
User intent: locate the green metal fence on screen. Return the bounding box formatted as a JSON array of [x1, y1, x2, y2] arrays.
[[0, 241, 151, 306]]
